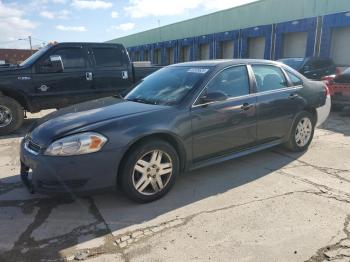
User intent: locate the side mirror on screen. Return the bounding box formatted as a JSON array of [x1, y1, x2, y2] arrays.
[[200, 91, 228, 104]]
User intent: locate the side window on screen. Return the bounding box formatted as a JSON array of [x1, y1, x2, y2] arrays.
[[93, 48, 123, 67], [205, 66, 250, 99], [309, 59, 330, 70], [39, 48, 86, 72], [52, 48, 86, 69], [286, 71, 303, 86], [251, 65, 288, 92]]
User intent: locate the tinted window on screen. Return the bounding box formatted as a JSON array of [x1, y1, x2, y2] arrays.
[[93, 47, 123, 67], [309, 59, 332, 70], [54, 48, 86, 69], [125, 66, 211, 105], [286, 71, 303, 86], [40, 48, 86, 70], [252, 65, 288, 92], [206, 66, 250, 98]]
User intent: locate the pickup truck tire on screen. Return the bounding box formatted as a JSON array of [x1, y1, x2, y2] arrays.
[[0, 96, 24, 135], [284, 111, 315, 152]]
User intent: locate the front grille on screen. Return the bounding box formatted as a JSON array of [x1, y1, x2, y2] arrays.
[[25, 138, 41, 154]]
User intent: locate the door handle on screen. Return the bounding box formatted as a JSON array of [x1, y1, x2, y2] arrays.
[[241, 103, 252, 111], [289, 93, 298, 99], [86, 72, 93, 81]]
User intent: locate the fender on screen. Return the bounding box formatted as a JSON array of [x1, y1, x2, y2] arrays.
[[0, 88, 35, 112]]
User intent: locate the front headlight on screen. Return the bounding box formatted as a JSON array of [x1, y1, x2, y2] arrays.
[[45, 132, 108, 156]]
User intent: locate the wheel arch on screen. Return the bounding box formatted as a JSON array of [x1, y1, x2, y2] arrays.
[[0, 89, 31, 111], [117, 132, 187, 184]]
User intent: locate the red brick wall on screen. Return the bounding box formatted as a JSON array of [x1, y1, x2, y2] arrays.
[[0, 49, 37, 64]]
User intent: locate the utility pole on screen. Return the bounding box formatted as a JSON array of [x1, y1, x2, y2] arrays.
[[28, 36, 33, 54], [18, 36, 33, 53]]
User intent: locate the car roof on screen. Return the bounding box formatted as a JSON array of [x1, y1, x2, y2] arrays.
[[171, 59, 283, 68]]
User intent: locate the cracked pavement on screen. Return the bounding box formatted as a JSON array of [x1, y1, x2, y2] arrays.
[[0, 111, 350, 262]]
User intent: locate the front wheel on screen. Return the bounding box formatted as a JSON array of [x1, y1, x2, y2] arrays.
[[284, 111, 315, 152], [0, 96, 24, 135], [119, 140, 179, 203]]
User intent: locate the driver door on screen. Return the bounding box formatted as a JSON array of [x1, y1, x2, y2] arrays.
[[191, 65, 257, 162], [31, 45, 94, 109]]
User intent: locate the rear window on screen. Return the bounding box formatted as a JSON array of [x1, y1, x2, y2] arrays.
[[309, 59, 333, 70], [93, 47, 123, 67]]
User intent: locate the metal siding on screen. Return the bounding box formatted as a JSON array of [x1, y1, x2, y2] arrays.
[[281, 32, 308, 58], [241, 25, 273, 59], [214, 30, 240, 58], [330, 27, 350, 66], [178, 38, 195, 61], [320, 12, 350, 59], [274, 17, 317, 59], [108, 0, 350, 48], [195, 34, 214, 60]]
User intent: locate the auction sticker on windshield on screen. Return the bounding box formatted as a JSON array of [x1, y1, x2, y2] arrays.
[[187, 68, 209, 74]]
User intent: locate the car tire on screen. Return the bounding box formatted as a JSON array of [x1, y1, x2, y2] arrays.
[[119, 139, 179, 203], [284, 111, 315, 152], [0, 96, 24, 135]]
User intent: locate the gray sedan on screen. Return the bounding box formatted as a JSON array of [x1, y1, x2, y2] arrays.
[[20, 60, 330, 202]]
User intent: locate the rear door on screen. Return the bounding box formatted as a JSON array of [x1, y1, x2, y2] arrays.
[[89, 44, 133, 97], [191, 65, 257, 162], [32, 45, 94, 109], [251, 64, 304, 144]]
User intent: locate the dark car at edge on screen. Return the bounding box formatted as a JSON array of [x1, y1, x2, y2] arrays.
[[278, 57, 336, 80], [20, 59, 330, 202]]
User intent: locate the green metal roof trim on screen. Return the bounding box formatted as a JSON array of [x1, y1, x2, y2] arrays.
[[108, 0, 350, 47]]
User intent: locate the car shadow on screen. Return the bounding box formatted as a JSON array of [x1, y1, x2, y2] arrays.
[[0, 147, 304, 261], [318, 110, 350, 137], [0, 118, 39, 140]]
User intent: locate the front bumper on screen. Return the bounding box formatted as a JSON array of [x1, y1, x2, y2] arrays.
[[20, 139, 125, 195]]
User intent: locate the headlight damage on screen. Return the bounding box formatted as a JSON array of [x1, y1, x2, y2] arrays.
[[45, 132, 107, 156]]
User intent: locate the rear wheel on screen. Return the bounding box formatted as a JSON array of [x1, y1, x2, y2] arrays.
[[0, 96, 24, 135], [284, 111, 315, 152], [119, 139, 179, 203]]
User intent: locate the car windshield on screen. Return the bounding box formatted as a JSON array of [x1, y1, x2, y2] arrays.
[[19, 45, 51, 67], [278, 58, 305, 70], [125, 66, 211, 105]]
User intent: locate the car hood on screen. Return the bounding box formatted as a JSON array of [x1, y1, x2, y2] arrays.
[[29, 97, 165, 146]]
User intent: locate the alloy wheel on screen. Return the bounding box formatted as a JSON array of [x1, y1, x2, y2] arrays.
[[0, 105, 13, 128], [295, 117, 312, 147], [132, 150, 173, 195]]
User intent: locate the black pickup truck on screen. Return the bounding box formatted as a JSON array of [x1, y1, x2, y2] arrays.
[[0, 42, 160, 135]]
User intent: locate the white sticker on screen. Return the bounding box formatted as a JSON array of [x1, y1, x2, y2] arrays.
[[187, 68, 209, 74]]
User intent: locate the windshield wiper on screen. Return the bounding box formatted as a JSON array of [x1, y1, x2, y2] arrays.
[[126, 98, 157, 105]]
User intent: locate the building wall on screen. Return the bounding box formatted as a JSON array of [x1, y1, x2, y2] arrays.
[[108, 0, 350, 66], [0, 49, 36, 64]]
